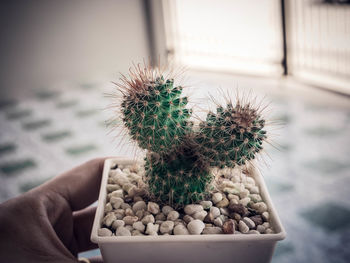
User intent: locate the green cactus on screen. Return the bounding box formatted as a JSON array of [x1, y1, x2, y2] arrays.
[[116, 64, 268, 207], [121, 76, 192, 154], [195, 101, 267, 168]]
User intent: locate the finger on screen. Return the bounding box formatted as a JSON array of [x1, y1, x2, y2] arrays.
[[43, 157, 107, 211], [73, 206, 98, 252], [88, 256, 104, 263]]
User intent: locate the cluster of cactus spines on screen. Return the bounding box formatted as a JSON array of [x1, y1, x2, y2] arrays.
[[195, 100, 267, 169], [120, 73, 192, 154], [116, 63, 268, 207]]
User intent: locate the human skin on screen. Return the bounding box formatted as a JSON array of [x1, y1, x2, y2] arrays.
[[0, 158, 107, 263]]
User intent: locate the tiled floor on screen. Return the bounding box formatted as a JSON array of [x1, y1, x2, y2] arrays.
[[0, 71, 349, 262]]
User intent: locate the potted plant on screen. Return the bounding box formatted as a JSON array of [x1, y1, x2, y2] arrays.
[[91, 64, 286, 263]]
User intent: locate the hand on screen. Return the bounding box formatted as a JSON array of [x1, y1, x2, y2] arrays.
[[0, 158, 107, 263]]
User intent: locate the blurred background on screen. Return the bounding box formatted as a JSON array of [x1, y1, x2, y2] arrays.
[[0, 0, 349, 262]]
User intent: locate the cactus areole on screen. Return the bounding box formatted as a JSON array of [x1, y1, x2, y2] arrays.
[[116, 64, 267, 207]]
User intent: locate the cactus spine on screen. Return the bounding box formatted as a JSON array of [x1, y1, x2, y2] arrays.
[[116, 63, 268, 207]]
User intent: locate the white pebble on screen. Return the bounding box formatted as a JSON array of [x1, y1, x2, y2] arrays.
[[146, 223, 159, 235], [209, 206, 221, 218], [132, 201, 146, 213], [239, 197, 251, 206], [220, 208, 230, 216], [121, 203, 131, 210], [183, 215, 194, 224], [147, 202, 160, 214], [213, 217, 223, 227], [262, 222, 270, 228], [262, 211, 270, 221], [98, 228, 113, 237], [228, 194, 240, 201], [116, 226, 131, 236], [212, 193, 223, 204], [248, 230, 260, 234], [132, 230, 144, 236], [257, 225, 265, 233], [112, 220, 125, 229], [110, 189, 124, 199], [253, 202, 268, 213], [167, 211, 180, 221], [265, 228, 274, 234], [125, 208, 134, 216], [249, 194, 262, 203], [187, 219, 205, 235], [184, 204, 203, 215], [243, 217, 256, 229], [192, 210, 208, 221], [123, 216, 138, 225], [245, 177, 255, 185], [141, 214, 155, 225], [250, 186, 259, 194], [155, 213, 166, 221], [202, 227, 223, 235], [173, 224, 189, 235], [239, 189, 250, 199], [160, 221, 175, 234], [125, 225, 133, 231], [238, 220, 249, 233], [103, 213, 116, 227], [200, 200, 213, 210], [106, 184, 121, 192], [135, 210, 144, 220], [162, 206, 174, 216], [104, 202, 113, 213], [133, 221, 145, 232]]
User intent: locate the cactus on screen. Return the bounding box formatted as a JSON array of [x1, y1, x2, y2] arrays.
[[195, 101, 267, 168], [116, 63, 268, 207]]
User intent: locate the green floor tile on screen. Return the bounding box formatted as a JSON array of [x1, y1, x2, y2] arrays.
[[22, 119, 51, 130], [0, 159, 36, 175], [0, 143, 16, 156], [301, 203, 350, 231], [6, 109, 32, 120], [41, 130, 72, 142], [65, 144, 97, 156]]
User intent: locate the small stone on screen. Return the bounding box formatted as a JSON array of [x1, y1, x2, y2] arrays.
[[98, 228, 113, 237], [141, 214, 155, 225], [229, 199, 239, 206], [147, 202, 160, 214], [132, 230, 144, 236], [262, 222, 270, 228], [250, 186, 259, 194], [250, 215, 263, 226], [220, 208, 230, 216], [184, 204, 203, 215], [222, 219, 235, 234], [125, 208, 134, 216], [228, 194, 240, 201], [145, 223, 159, 235], [214, 217, 223, 227], [160, 221, 175, 234], [205, 223, 213, 227], [257, 225, 265, 233], [183, 215, 194, 224], [155, 220, 164, 225], [135, 210, 144, 220], [167, 211, 180, 221], [110, 189, 124, 199], [262, 212, 270, 221], [231, 212, 241, 221], [216, 198, 229, 208], [174, 219, 184, 226], [123, 216, 139, 225], [245, 177, 255, 185], [204, 212, 215, 223], [173, 224, 189, 235], [114, 212, 124, 220], [265, 228, 274, 234], [132, 201, 146, 213], [134, 196, 143, 202], [202, 227, 223, 235], [104, 202, 113, 213], [193, 210, 208, 221], [243, 217, 255, 229], [133, 221, 145, 232], [210, 206, 221, 218], [122, 183, 135, 193], [238, 220, 249, 233], [239, 189, 250, 199], [106, 184, 121, 193], [116, 226, 131, 236], [111, 220, 125, 229], [212, 193, 223, 204], [103, 213, 116, 227], [125, 225, 133, 231], [162, 206, 174, 216], [253, 202, 268, 213], [200, 201, 213, 210], [239, 197, 251, 206], [121, 203, 131, 210], [155, 213, 166, 221], [187, 219, 205, 235], [248, 230, 260, 234], [249, 194, 262, 203], [229, 204, 248, 216]]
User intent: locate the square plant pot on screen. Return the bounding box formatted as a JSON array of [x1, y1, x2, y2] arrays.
[[91, 158, 286, 263]]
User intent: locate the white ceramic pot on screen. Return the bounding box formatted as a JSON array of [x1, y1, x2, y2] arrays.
[[91, 158, 286, 263]]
